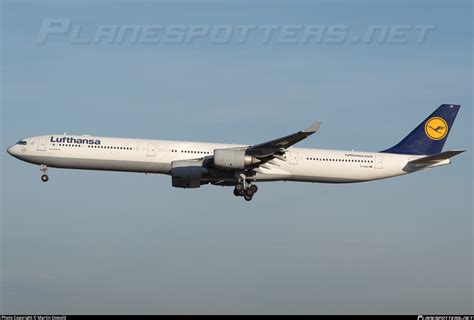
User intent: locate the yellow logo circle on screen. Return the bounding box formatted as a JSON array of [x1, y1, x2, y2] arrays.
[[425, 117, 448, 140]]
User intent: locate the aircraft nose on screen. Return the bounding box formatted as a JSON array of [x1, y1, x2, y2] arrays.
[[7, 145, 17, 156]]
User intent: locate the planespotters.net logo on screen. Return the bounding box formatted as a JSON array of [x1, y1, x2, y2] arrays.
[[1, 316, 66, 320], [35, 18, 436, 46], [418, 316, 474, 320]]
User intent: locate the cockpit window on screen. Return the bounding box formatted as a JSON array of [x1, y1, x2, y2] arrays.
[[17, 140, 27, 145]]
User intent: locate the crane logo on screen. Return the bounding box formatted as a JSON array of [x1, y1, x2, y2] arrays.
[[425, 117, 448, 140]]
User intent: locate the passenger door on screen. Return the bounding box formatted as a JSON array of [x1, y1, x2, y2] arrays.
[[289, 152, 298, 165], [147, 143, 156, 157], [37, 138, 46, 151], [374, 155, 383, 169]]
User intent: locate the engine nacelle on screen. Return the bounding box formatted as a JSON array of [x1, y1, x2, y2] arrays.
[[213, 149, 258, 169], [171, 160, 208, 188]]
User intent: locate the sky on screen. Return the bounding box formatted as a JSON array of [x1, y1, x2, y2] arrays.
[[1, 0, 473, 315]]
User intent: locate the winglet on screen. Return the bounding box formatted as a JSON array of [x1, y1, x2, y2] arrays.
[[302, 121, 321, 133]]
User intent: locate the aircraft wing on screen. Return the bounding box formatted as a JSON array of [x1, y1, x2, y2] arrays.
[[245, 121, 321, 158], [200, 120, 321, 171]]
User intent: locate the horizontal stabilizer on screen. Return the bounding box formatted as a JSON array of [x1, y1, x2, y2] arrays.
[[408, 150, 466, 165]]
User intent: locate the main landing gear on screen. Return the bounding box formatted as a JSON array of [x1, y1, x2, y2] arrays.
[[233, 172, 258, 201], [40, 164, 49, 182], [233, 182, 258, 201]]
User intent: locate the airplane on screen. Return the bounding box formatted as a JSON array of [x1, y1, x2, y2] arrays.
[[7, 104, 465, 201]]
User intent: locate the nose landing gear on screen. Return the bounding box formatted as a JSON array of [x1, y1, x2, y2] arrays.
[[40, 164, 49, 182]]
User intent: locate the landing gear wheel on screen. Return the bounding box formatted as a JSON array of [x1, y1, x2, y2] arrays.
[[233, 188, 241, 196], [41, 174, 49, 182], [245, 188, 255, 197], [244, 194, 253, 201], [249, 185, 258, 194], [235, 183, 245, 192]]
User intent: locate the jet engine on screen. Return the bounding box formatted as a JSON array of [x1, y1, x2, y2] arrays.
[[171, 160, 208, 188], [213, 149, 258, 169]]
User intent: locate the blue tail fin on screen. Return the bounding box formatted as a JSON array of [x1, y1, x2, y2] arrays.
[[382, 104, 460, 155]]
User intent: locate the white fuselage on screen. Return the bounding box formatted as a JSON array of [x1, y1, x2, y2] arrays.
[[7, 134, 447, 184]]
